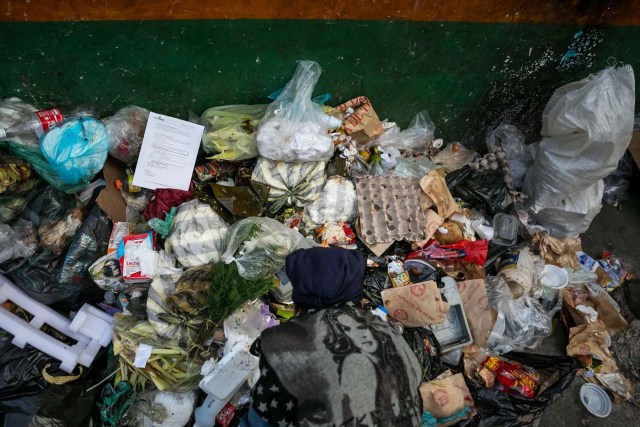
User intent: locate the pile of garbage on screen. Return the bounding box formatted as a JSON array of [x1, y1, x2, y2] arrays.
[[0, 61, 637, 426]]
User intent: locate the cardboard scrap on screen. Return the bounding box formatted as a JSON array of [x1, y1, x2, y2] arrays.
[[420, 170, 458, 220], [381, 281, 449, 327], [420, 371, 475, 427], [96, 157, 128, 222], [456, 279, 496, 352], [335, 96, 384, 143]]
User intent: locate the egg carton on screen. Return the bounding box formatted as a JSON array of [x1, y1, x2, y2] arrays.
[[355, 176, 429, 245]]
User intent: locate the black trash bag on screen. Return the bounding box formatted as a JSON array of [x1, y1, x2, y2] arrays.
[[22, 186, 86, 264], [446, 166, 513, 216], [402, 327, 444, 381], [0, 331, 50, 405], [362, 267, 391, 309], [8, 204, 111, 310], [463, 352, 579, 427]]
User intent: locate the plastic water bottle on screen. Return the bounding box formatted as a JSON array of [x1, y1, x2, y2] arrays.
[[0, 108, 65, 139]]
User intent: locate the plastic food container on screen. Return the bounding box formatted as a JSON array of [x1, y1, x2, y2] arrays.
[[492, 213, 519, 246]]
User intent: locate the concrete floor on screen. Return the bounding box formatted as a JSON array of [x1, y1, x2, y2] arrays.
[[538, 185, 640, 426]]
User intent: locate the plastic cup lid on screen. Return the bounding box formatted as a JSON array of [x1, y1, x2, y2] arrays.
[[580, 383, 612, 418], [540, 265, 569, 289]]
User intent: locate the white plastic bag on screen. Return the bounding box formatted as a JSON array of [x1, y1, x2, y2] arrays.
[[486, 124, 532, 189], [221, 217, 316, 280], [304, 176, 358, 225], [165, 200, 228, 267], [531, 180, 604, 237], [256, 61, 338, 162], [523, 66, 635, 213]]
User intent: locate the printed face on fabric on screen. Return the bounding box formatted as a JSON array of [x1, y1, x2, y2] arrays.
[[253, 304, 422, 427]]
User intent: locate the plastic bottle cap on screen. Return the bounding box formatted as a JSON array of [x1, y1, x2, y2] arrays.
[[114, 179, 123, 191], [580, 383, 612, 418]]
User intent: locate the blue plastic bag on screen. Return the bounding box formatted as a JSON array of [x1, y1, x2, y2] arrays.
[[40, 117, 109, 185]]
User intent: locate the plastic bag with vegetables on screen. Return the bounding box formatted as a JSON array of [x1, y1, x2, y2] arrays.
[[200, 104, 267, 160], [221, 217, 316, 281], [112, 313, 210, 392], [165, 200, 228, 268]]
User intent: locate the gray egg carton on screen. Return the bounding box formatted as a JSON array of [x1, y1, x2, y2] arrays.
[[355, 176, 429, 245]]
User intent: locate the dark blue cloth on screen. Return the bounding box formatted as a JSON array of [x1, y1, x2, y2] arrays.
[[285, 247, 365, 309]]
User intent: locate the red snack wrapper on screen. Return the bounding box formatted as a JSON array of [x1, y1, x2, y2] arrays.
[[407, 239, 488, 266], [482, 356, 539, 398], [216, 402, 236, 427]]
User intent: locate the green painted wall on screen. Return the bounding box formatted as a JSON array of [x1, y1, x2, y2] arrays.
[[1, 20, 638, 149]]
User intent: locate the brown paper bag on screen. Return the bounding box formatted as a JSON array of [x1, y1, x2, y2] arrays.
[[566, 321, 618, 374], [456, 280, 496, 351], [336, 96, 384, 142], [382, 281, 449, 327], [420, 170, 458, 219], [420, 371, 475, 426], [532, 234, 581, 269]]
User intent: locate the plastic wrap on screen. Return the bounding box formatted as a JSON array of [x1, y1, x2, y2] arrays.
[[40, 117, 110, 185], [486, 125, 532, 189], [201, 104, 267, 160], [165, 200, 228, 267], [391, 156, 437, 179], [523, 66, 635, 213], [486, 276, 561, 355], [0, 219, 37, 264], [367, 110, 435, 152], [304, 176, 358, 225], [89, 252, 126, 291], [251, 157, 326, 212], [220, 217, 315, 281], [103, 105, 150, 164], [256, 61, 338, 162]]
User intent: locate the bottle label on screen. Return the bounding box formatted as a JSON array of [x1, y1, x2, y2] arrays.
[[35, 108, 65, 132]]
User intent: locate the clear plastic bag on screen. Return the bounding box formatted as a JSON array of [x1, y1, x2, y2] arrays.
[[486, 276, 561, 355], [0, 219, 37, 264], [256, 61, 338, 162], [0, 97, 39, 148], [103, 105, 150, 164], [531, 180, 603, 237], [391, 156, 437, 179], [165, 200, 229, 268], [366, 110, 435, 152], [221, 217, 316, 280], [200, 104, 267, 160], [432, 142, 478, 172], [304, 176, 358, 225], [40, 117, 110, 185], [523, 66, 635, 213], [486, 125, 532, 190]]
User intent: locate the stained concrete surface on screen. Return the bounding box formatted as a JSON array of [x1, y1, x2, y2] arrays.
[[539, 179, 640, 426]]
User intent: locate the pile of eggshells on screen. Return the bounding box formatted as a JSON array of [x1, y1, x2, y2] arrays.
[[468, 147, 514, 189]]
